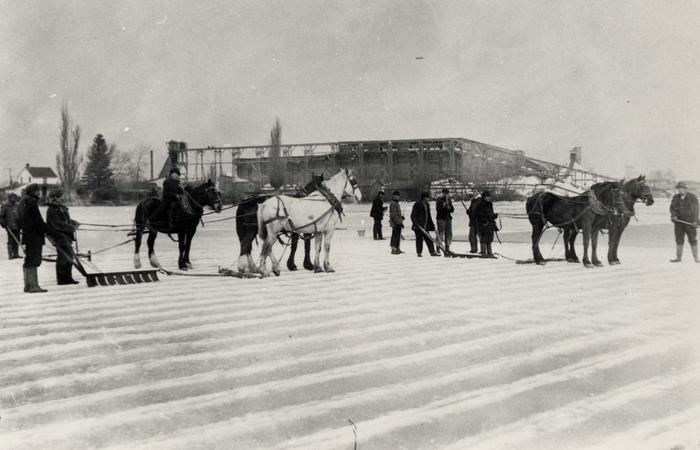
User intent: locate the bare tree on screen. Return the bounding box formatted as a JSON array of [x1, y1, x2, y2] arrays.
[[56, 102, 82, 202]]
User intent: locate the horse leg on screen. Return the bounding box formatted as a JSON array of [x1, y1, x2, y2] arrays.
[[185, 228, 195, 269], [582, 226, 592, 267], [322, 229, 335, 273], [287, 234, 299, 271], [531, 222, 545, 264], [257, 238, 271, 278], [303, 235, 314, 271], [268, 238, 281, 277], [148, 231, 161, 267], [591, 230, 603, 267], [178, 232, 187, 270], [133, 227, 143, 269], [563, 228, 573, 262], [313, 233, 324, 273], [238, 231, 255, 273], [609, 226, 622, 265], [568, 229, 580, 263]]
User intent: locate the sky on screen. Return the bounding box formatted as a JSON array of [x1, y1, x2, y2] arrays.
[[1, 0, 699, 185]]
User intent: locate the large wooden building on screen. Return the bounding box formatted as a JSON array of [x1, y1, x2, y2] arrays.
[[160, 137, 611, 200]]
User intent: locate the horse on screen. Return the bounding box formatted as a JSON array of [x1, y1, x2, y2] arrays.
[[235, 174, 324, 274], [593, 175, 654, 265], [526, 181, 622, 267], [133, 179, 222, 270], [256, 168, 361, 277]]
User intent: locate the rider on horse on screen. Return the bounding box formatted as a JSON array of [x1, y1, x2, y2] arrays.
[[149, 167, 184, 230]]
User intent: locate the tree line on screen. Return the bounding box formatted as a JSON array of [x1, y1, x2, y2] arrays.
[[56, 102, 154, 204]]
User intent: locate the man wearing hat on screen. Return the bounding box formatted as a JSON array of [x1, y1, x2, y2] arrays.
[[0, 193, 21, 259], [410, 191, 438, 257], [47, 188, 80, 284], [474, 190, 498, 258], [149, 167, 184, 230], [435, 188, 455, 255], [18, 183, 54, 292], [670, 181, 699, 263], [389, 190, 405, 254], [370, 190, 386, 240]]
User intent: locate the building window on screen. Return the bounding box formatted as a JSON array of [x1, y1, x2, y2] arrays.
[[28, 177, 32, 182]]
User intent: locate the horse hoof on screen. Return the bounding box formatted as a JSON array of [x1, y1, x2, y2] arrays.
[[273, 269, 281, 277], [609, 260, 621, 265], [134, 259, 142, 269], [314, 266, 324, 273], [593, 262, 603, 267], [584, 263, 593, 268], [303, 262, 314, 271], [536, 261, 546, 266], [324, 267, 335, 273], [186, 263, 193, 270], [287, 264, 298, 271], [179, 266, 189, 271]]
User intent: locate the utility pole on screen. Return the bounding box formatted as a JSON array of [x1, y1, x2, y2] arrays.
[[150, 150, 154, 181]]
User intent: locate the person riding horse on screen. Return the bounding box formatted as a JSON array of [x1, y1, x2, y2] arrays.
[[149, 167, 184, 230]]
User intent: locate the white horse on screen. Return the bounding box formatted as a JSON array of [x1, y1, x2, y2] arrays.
[[256, 169, 362, 277]]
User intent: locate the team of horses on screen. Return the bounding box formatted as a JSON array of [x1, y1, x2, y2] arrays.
[[130, 169, 653, 275], [132, 169, 361, 277]]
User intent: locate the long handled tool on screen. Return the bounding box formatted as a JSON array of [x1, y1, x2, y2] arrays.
[[672, 218, 698, 228], [415, 225, 483, 259], [47, 237, 160, 287]]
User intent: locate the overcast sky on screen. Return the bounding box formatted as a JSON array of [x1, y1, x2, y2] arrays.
[[1, 0, 699, 184]]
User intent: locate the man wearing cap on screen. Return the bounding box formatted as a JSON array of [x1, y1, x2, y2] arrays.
[[466, 192, 481, 254], [389, 190, 405, 254], [47, 189, 80, 284], [410, 191, 438, 257], [0, 193, 21, 259], [435, 188, 454, 255], [149, 167, 184, 230], [370, 190, 386, 240], [18, 184, 54, 292], [670, 181, 699, 263], [474, 190, 498, 258]]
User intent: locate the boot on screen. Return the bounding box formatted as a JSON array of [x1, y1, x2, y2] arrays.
[[391, 246, 397, 254], [480, 242, 487, 257], [692, 244, 699, 263], [23, 267, 30, 293], [27, 267, 47, 293], [670, 244, 683, 263], [486, 243, 497, 259]]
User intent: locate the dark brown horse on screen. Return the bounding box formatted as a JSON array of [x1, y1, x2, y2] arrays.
[[526, 181, 622, 266], [133, 179, 222, 270], [235, 174, 324, 274], [593, 175, 654, 265]]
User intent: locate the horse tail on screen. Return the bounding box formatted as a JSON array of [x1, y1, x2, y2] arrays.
[[257, 203, 268, 241]]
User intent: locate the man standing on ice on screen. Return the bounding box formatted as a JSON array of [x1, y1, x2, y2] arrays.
[[466, 192, 481, 254], [474, 190, 498, 258], [46, 189, 80, 285], [370, 190, 386, 240], [389, 190, 404, 254], [0, 193, 21, 259], [410, 191, 438, 257], [435, 188, 454, 256], [18, 184, 54, 293], [669, 181, 699, 263]]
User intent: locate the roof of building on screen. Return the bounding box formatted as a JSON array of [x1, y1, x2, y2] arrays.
[[23, 166, 58, 178]]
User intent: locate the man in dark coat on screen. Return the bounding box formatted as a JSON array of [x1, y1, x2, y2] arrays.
[[670, 181, 699, 263], [148, 167, 184, 229], [474, 190, 498, 258], [410, 191, 438, 257], [0, 193, 21, 259], [466, 193, 481, 253], [18, 183, 54, 293], [389, 190, 405, 254], [46, 189, 80, 284], [435, 188, 454, 255], [370, 190, 386, 240]]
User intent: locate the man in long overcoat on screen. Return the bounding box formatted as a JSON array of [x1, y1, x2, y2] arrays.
[[46, 189, 80, 284], [435, 188, 454, 255], [370, 190, 386, 240], [466, 193, 481, 254], [474, 190, 498, 258], [0, 193, 21, 259], [18, 183, 53, 293], [410, 191, 438, 257]]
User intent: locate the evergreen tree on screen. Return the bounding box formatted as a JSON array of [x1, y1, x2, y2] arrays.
[[84, 134, 115, 199]]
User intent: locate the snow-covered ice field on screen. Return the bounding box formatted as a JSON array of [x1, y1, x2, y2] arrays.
[[0, 199, 698, 449]]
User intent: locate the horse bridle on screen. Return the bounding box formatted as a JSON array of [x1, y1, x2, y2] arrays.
[[185, 184, 222, 211]]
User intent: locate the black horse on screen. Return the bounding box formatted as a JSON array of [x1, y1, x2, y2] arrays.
[[527, 181, 622, 266], [133, 179, 222, 270], [593, 175, 654, 265], [235, 174, 324, 274]]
